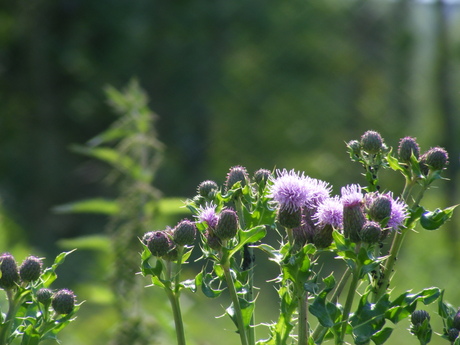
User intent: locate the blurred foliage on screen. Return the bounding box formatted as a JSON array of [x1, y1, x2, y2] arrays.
[[0, 0, 459, 344]]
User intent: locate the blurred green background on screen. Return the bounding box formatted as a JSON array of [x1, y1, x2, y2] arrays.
[[1, 0, 460, 344]]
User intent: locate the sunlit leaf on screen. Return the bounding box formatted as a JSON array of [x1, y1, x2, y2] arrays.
[[52, 198, 120, 215], [420, 206, 457, 230]]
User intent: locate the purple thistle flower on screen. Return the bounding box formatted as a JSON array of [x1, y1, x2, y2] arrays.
[[269, 169, 310, 212], [387, 193, 408, 231], [195, 202, 219, 229], [341, 184, 363, 208], [313, 196, 343, 229], [303, 176, 332, 208]]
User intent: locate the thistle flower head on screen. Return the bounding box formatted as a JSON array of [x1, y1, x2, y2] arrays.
[[360, 221, 382, 244], [398, 136, 420, 163], [361, 130, 383, 154], [387, 193, 408, 231], [341, 184, 363, 208], [225, 165, 248, 191], [313, 196, 343, 229], [0, 253, 20, 290], [303, 176, 332, 208], [347, 140, 361, 156], [173, 219, 197, 246], [269, 169, 310, 212], [447, 328, 459, 342], [215, 208, 239, 240], [411, 310, 431, 325], [366, 193, 392, 223], [197, 180, 219, 198], [36, 288, 53, 305], [52, 289, 76, 315], [147, 231, 173, 257], [195, 202, 219, 229], [19, 256, 43, 283], [423, 147, 449, 171], [253, 168, 271, 186]]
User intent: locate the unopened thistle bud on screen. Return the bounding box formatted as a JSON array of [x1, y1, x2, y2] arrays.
[[142, 231, 155, 245], [361, 130, 383, 154], [36, 288, 53, 305], [312, 224, 334, 249], [343, 205, 366, 243], [225, 165, 248, 191], [347, 140, 361, 157], [292, 225, 308, 250], [52, 289, 76, 315], [173, 219, 197, 246], [147, 231, 172, 257], [398, 137, 420, 163], [197, 180, 219, 198], [215, 209, 239, 240], [411, 310, 431, 325], [367, 195, 392, 223], [360, 221, 382, 244], [19, 256, 43, 283], [0, 253, 20, 289], [278, 207, 302, 229], [423, 147, 449, 171], [447, 328, 459, 342], [253, 169, 271, 186]]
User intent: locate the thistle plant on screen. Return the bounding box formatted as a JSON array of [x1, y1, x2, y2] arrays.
[[139, 130, 457, 345], [0, 250, 80, 345]]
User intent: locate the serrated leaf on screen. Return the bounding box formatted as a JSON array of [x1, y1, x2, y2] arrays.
[[371, 327, 393, 345], [228, 225, 266, 259], [420, 206, 457, 230]]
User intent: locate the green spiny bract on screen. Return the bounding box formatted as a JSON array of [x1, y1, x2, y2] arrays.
[[398, 136, 420, 163], [36, 288, 53, 305], [215, 209, 239, 240], [52, 289, 76, 315], [0, 253, 20, 289], [19, 255, 43, 283], [360, 130, 383, 154], [173, 219, 197, 246], [343, 204, 366, 243], [147, 231, 173, 257]]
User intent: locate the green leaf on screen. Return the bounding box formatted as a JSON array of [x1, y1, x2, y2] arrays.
[[201, 271, 225, 298], [309, 275, 340, 328], [420, 206, 457, 230], [228, 225, 266, 259], [52, 198, 120, 215], [371, 327, 393, 345]]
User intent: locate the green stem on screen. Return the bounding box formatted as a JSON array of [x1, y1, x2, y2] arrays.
[[0, 289, 21, 345], [338, 266, 361, 345], [222, 262, 249, 345], [286, 228, 294, 248], [298, 290, 309, 345], [165, 288, 186, 345]]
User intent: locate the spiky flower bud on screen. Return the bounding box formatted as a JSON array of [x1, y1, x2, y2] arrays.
[[173, 219, 197, 246], [225, 166, 248, 191], [278, 207, 302, 229], [398, 137, 420, 163], [411, 310, 431, 325], [197, 180, 219, 198], [360, 221, 382, 244], [343, 205, 366, 243], [447, 328, 459, 342], [253, 169, 271, 186], [36, 288, 53, 305], [367, 195, 392, 223], [360, 130, 383, 154], [0, 253, 20, 289], [142, 231, 155, 245], [452, 309, 460, 330], [312, 224, 334, 249], [423, 147, 449, 171], [215, 209, 239, 240], [292, 225, 308, 250], [347, 140, 361, 156], [20, 256, 42, 283], [52, 289, 76, 315], [147, 231, 172, 257]]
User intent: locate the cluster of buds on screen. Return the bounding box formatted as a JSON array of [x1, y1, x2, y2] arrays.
[[35, 288, 76, 315], [397, 136, 449, 176], [143, 219, 197, 260], [0, 253, 43, 289]]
